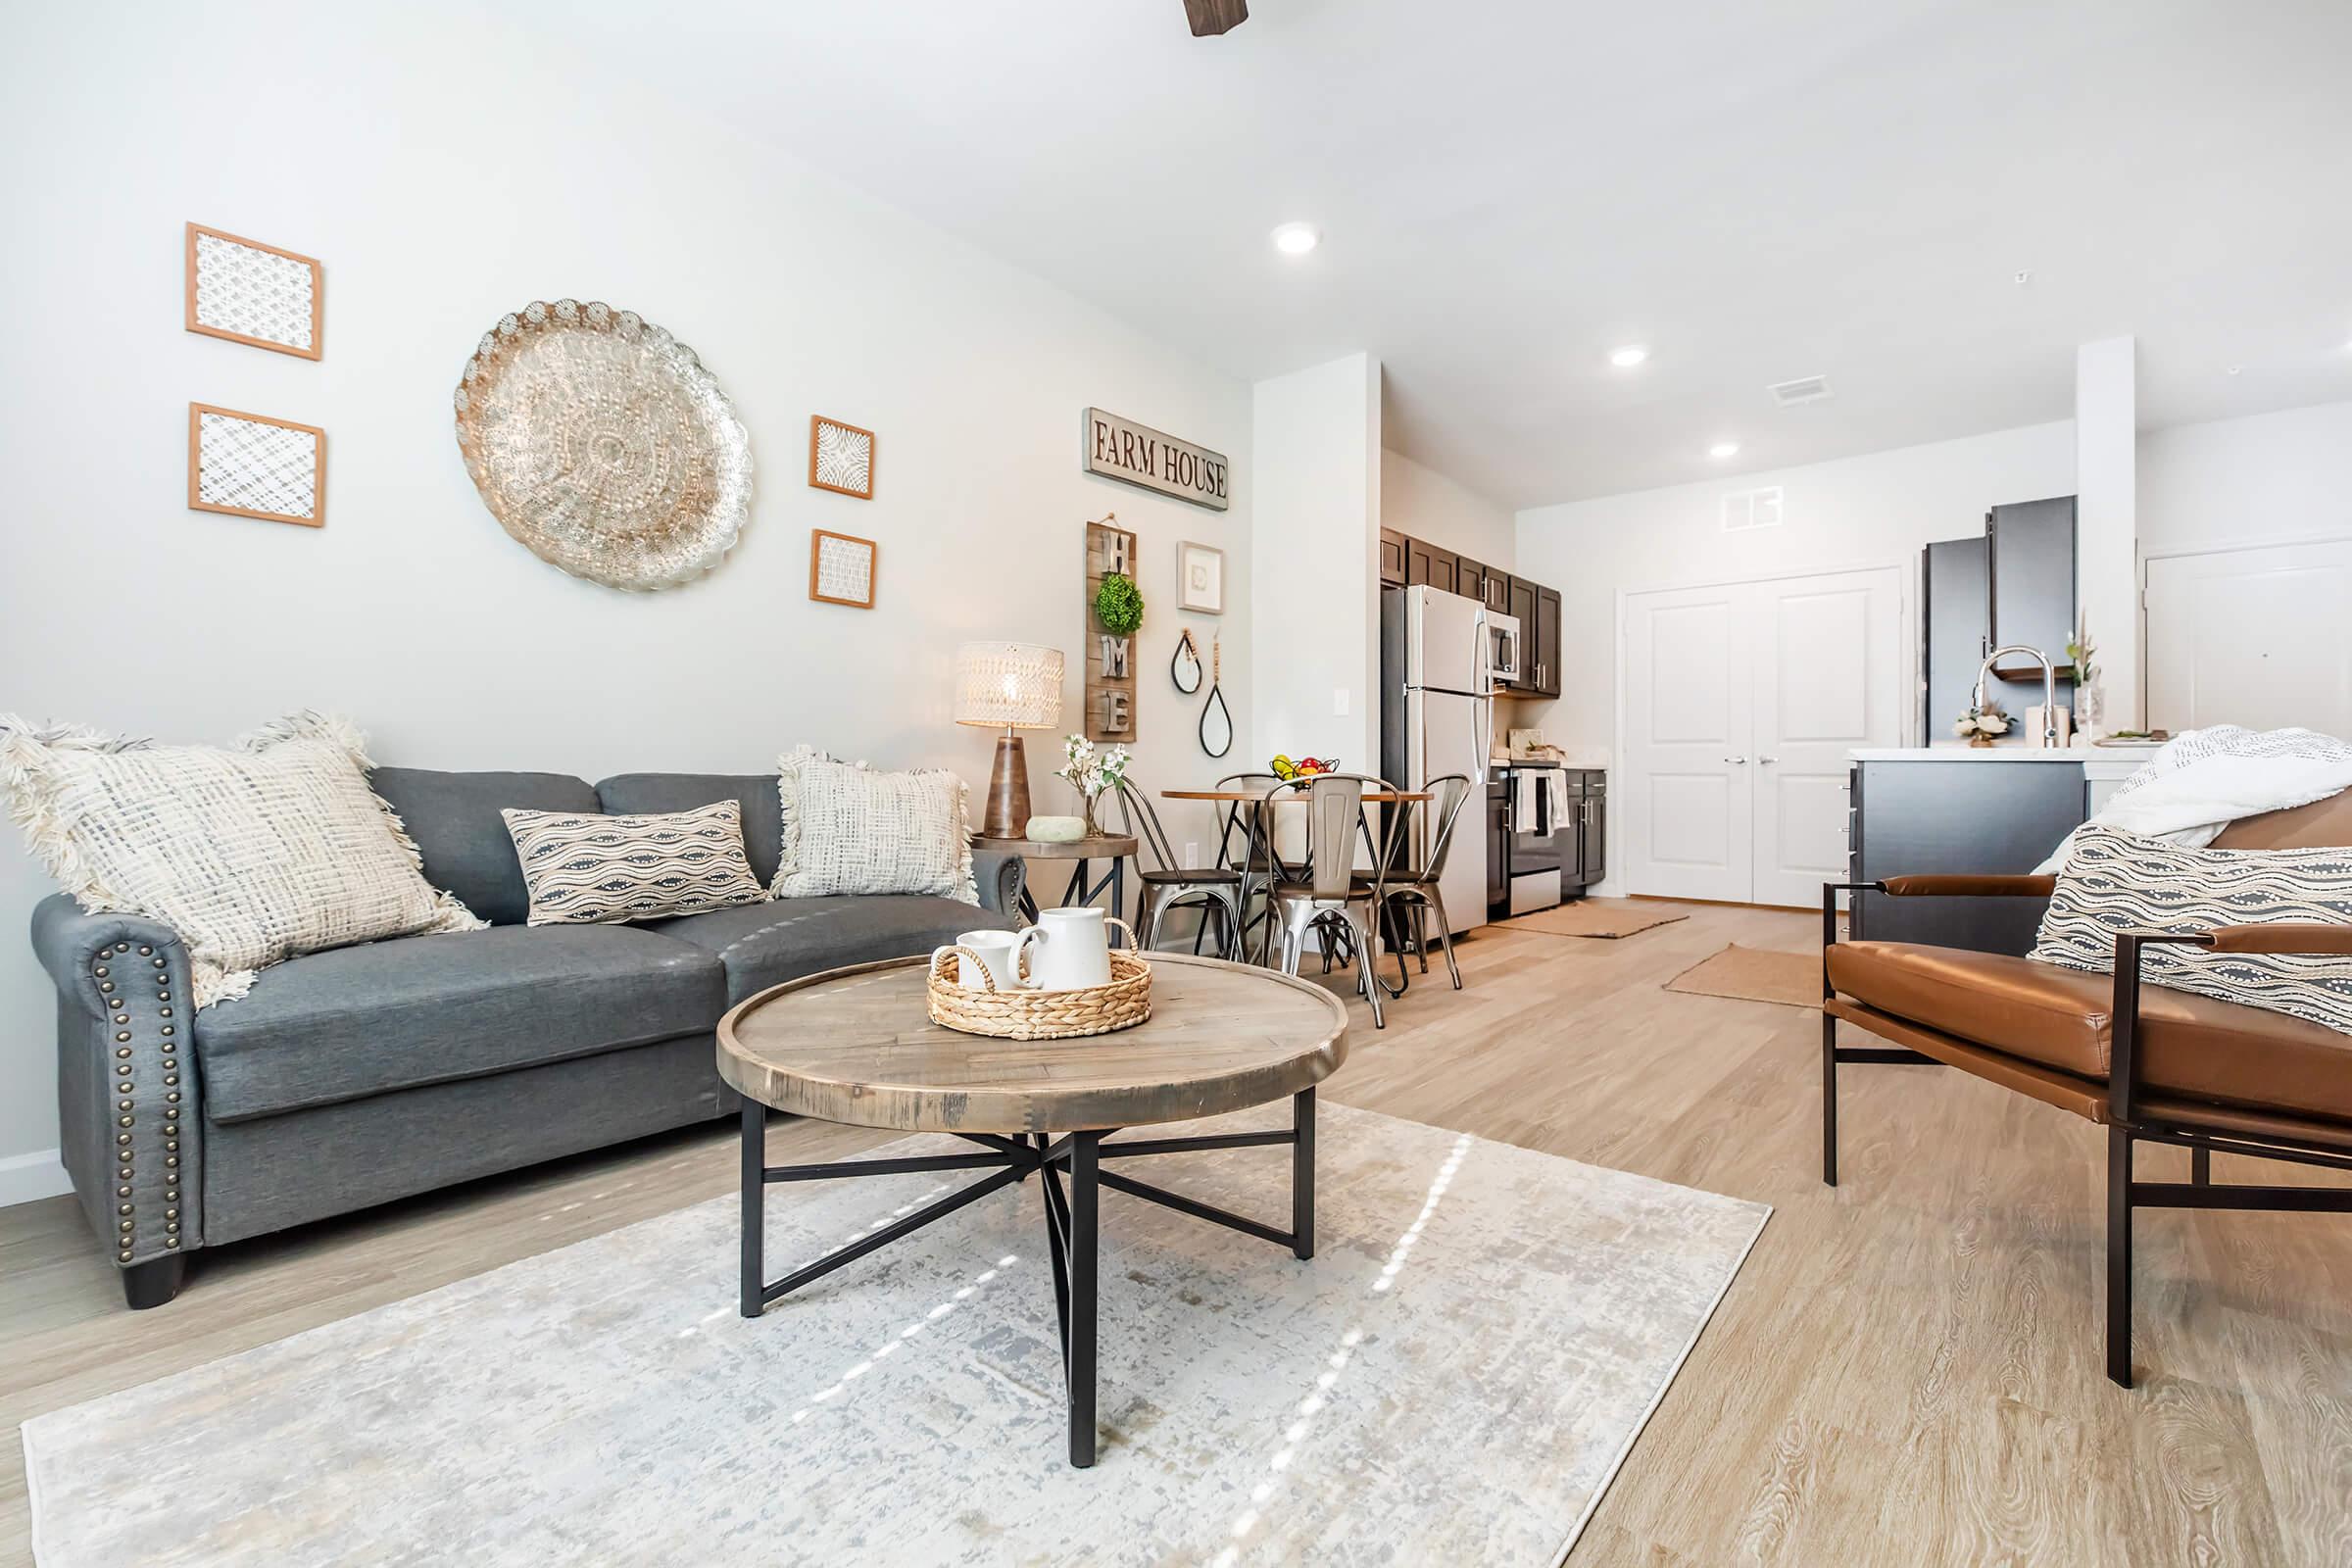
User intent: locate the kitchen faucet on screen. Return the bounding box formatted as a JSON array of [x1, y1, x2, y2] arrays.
[[1973, 644, 2061, 748]]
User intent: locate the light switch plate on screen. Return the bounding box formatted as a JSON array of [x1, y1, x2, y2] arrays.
[[1333, 687, 1351, 716]]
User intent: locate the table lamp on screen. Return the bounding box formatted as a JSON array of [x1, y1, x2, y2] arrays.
[[956, 642, 1065, 839]]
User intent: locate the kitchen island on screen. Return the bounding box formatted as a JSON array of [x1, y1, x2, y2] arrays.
[[1844, 747, 2148, 955]]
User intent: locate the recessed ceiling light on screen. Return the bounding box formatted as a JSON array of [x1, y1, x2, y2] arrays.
[[1271, 222, 1320, 257], [1609, 345, 1650, 368], [1708, 442, 1740, 460]]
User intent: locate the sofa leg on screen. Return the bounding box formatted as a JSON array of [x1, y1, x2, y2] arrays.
[[2106, 1126, 2134, 1389], [1820, 1009, 1838, 1187], [122, 1254, 184, 1310]]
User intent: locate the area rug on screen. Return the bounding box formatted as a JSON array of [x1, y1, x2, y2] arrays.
[[1499, 898, 1690, 939], [1664, 944, 1820, 1008], [24, 1102, 1769, 1567]]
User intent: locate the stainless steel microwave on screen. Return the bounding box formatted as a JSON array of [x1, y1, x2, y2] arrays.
[[1480, 610, 1522, 687]]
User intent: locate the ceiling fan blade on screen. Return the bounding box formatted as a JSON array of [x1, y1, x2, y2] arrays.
[[1183, 0, 1250, 36]]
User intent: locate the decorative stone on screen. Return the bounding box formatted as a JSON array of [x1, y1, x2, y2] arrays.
[[1024, 815, 1088, 843]]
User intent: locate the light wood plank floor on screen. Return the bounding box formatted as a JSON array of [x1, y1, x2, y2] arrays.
[[4, 902, 2348, 1565]]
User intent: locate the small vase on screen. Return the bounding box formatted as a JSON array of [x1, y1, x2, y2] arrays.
[[2074, 682, 2105, 737], [1968, 733, 1996, 749], [1083, 790, 1109, 838]]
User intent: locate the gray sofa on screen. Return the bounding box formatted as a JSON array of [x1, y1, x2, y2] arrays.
[[30, 767, 1022, 1308]]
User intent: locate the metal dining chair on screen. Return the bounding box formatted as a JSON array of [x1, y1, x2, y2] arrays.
[[1105, 779, 1246, 958], [1211, 770, 1286, 962], [1364, 772, 1473, 994], [1263, 772, 1405, 1027]]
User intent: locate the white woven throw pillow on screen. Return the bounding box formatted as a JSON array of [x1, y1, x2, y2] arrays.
[[503, 801, 767, 925], [771, 744, 836, 885], [0, 710, 483, 1007], [2031, 823, 2352, 1035], [773, 753, 976, 903]]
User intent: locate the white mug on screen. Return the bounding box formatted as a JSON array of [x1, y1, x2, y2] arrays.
[[1023, 906, 1135, 992], [935, 929, 1033, 991]]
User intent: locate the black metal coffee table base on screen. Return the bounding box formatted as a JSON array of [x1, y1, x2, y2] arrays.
[[740, 1087, 1317, 1468]]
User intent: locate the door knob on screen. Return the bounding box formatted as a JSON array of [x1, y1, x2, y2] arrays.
[[1723, 756, 1748, 764], [1759, 756, 1779, 764]]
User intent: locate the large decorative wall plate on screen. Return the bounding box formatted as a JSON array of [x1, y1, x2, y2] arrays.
[[453, 300, 752, 592]]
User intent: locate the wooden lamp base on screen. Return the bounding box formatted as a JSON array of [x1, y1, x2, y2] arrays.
[[979, 731, 1033, 839]]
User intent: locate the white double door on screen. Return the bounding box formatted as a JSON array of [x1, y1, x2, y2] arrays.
[[1622, 566, 1904, 907]]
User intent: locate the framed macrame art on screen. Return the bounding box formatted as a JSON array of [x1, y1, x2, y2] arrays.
[[187, 403, 325, 528], [184, 222, 323, 360]]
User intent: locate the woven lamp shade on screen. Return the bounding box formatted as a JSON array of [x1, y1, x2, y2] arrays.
[[956, 643, 1064, 730]]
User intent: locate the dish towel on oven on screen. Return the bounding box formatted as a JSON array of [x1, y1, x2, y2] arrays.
[[1512, 768, 1541, 833], [1544, 769, 1571, 833]]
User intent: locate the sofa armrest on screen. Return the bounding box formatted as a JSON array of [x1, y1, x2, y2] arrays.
[[30, 894, 204, 1268], [971, 846, 1026, 919], [2202, 922, 2352, 956], [1879, 874, 2057, 898]]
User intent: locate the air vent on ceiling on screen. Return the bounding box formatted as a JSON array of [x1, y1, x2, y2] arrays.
[[1767, 374, 1833, 407], [1722, 486, 1784, 532]]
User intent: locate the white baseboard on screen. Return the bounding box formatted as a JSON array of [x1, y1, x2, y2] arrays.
[[0, 1149, 73, 1208]]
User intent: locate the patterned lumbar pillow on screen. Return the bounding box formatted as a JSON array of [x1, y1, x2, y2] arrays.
[[502, 800, 767, 925], [2032, 823, 2352, 1034], [0, 710, 485, 1007], [772, 752, 976, 904]]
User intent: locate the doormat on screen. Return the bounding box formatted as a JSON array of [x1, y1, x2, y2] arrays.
[[1664, 945, 1819, 1008], [1501, 899, 1690, 939]]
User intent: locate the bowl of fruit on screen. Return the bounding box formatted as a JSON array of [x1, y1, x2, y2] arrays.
[[1269, 754, 1340, 781]]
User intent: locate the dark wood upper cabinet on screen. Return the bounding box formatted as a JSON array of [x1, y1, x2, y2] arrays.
[[1534, 586, 1562, 696], [1405, 538, 1458, 596], [1378, 527, 1407, 589], [1454, 554, 1490, 610], [1504, 575, 1539, 689], [1985, 496, 2078, 680]]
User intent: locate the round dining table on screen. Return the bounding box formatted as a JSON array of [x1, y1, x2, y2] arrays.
[[1159, 787, 1431, 803]]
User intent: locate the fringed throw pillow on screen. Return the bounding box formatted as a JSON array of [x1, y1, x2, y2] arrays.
[[0, 711, 484, 1006], [503, 801, 767, 925], [771, 751, 976, 904], [2031, 823, 2352, 1035]]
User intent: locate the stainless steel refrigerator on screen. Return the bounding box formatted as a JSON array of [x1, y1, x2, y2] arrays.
[[1380, 584, 1512, 934]]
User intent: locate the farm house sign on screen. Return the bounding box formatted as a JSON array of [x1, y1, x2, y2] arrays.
[[1081, 408, 1230, 512]]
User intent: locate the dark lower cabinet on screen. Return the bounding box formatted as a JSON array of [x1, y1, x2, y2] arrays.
[[1573, 773, 1605, 889], [1847, 760, 2084, 955]]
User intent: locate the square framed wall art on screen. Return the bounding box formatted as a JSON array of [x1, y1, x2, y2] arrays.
[[808, 415, 875, 499], [184, 222, 323, 360], [808, 528, 878, 608], [187, 403, 326, 527], [1178, 540, 1225, 613]]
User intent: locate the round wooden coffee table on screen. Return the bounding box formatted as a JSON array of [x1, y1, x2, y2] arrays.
[[716, 951, 1348, 1468]]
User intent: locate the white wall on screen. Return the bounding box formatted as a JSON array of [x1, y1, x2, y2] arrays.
[[1250, 354, 1381, 769], [1381, 448, 1514, 570], [2139, 399, 2352, 558], [1512, 420, 2079, 752], [0, 5, 1256, 1196], [2076, 337, 2139, 732]]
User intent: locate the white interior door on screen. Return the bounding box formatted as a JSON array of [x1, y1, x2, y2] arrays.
[[1749, 568, 1903, 907], [1622, 584, 1752, 902], [2145, 541, 2352, 737], [1622, 565, 1904, 906]]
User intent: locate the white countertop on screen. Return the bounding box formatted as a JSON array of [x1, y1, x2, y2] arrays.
[[1848, 746, 2088, 762]]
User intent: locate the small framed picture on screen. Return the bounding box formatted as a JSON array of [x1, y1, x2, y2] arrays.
[[1178, 540, 1225, 614], [809, 528, 878, 608], [808, 415, 875, 499], [187, 403, 326, 527], [185, 222, 323, 360]]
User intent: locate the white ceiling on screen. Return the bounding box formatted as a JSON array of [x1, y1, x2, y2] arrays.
[[530, 0, 2352, 508]]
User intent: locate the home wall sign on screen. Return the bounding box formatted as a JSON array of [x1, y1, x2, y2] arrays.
[[1084, 514, 1140, 743], [1081, 408, 1229, 512]]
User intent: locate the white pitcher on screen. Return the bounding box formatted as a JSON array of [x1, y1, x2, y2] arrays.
[[1023, 906, 1134, 991]]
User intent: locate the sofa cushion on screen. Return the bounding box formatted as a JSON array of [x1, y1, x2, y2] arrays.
[[1827, 939, 2352, 1124], [648, 894, 1007, 1003], [193, 924, 725, 1122], [596, 773, 784, 887], [370, 768, 599, 924]]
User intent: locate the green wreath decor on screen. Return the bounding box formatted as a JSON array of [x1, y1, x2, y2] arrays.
[[1094, 572, 1145, 636]]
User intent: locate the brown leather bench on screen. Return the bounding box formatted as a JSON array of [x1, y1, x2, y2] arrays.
[[1822, 789, 2352, 1387]]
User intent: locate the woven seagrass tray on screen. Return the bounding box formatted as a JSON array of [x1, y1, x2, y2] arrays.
[[928, 921, 1152, 1041]]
